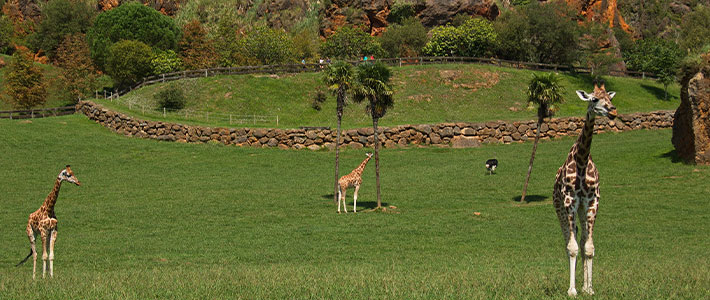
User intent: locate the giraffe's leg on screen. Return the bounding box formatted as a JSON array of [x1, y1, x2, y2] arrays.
[[40, 229, 48, 279], [582, 201, 597, 295], [27, 226, 37, 280], [49, 229, 57, 278], [565, 204, 579, 297], [337, 188, 342, 213], [353, 185, 360, 213], [342, 188, 347, 213]]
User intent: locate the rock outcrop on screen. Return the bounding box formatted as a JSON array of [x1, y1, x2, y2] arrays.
[[672, 55, 710, 165], [417, 0, 500, 27], [565, 0, 632, 33]]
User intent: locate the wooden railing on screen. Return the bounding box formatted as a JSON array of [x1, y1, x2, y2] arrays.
[[0, 105, 76, 119]]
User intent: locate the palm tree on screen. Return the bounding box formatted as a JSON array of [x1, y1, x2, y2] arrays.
[[352, 62, 394, 210], [323, 61, 355, 204], [521, 73, 565, 203]]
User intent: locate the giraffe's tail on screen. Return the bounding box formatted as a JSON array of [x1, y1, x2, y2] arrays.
[[16, 248, 32, 267]]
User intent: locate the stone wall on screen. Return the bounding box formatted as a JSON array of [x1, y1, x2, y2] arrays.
[[77, 101, 674, 150]]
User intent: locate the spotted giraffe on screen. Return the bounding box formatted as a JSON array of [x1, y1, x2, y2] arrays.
[[17, 165, 81, 279], [553, 84, 616, 297], [337, 153, 373, 213]]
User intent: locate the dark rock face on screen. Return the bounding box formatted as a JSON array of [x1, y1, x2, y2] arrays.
[[417, 0, 499, 27], [673, 64, 710, 165]]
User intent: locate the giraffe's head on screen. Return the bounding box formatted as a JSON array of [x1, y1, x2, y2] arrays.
[[58, 165, 81, 186], [575, 84, 617, 120], [366, 152, 373, 158]]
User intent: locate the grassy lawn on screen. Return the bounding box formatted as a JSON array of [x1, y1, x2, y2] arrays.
[[97, 63, 681, 128], [0, 114, 708, 299]]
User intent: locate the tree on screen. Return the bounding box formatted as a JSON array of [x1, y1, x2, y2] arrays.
[[679, 5, 710, 55], [320, 26, 385, 60], [352, 62, 394, 210], [240, 26, 296, 65], [2, 50, 47, 110], [151, 49, 182, 74], [178, 20, 218, 70], [55, 33, 97, 101], [521, 73, 564, 203], [87, 1, 181, 71], [105, 40, 154, 89], [422, 17, 497, 57], [0, 15, 13, 54], [28, 0, 94, 60], [626, 38, 683, 100], [323, 61, 355, 204], [380, 17, 428, 57]]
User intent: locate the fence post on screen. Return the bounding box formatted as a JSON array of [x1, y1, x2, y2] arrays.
[[9, 112, 12, 119], [276, 115, 279, 126], [162, 74, 165, 83], [205, 70, 208, 77], [206, 112, 209, 122], [163, 107, 166, 118], [229, 114, 232, 124], [399, 58, 402, 67], [96, 91, 98, 99], [253, 114, 256, 124]]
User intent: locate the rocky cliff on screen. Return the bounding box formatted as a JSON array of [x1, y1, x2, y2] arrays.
[[672, 54, 710, 165]]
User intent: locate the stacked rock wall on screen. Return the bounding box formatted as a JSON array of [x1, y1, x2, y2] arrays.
[[77, 101, 673, 150]]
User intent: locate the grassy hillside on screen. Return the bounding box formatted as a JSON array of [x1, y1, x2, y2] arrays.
[[0, 115, 707, 298], [98, 63, 681, 129]]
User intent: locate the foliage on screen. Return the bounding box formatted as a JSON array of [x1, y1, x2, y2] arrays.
[[353, 62, 394, 120], [105, 40, 154, 88], [579, 23, 622, 77], [0, 15, 13, 54], [379, 17, 427, 58], [625, 38, 683, 98], [387, 1, 415, 25], [27, 0, 94, 61], [87, 1, 181, 71], [213, 17, 248, 67], [311, 89, 327, 111], [422, 18, 497, 57], [494, 1, 581, 64], [526, 72, 565, 119], [240, 26, 296, 65], [151, 50, 182, 75], [179, 20, 218, 70], [155, 85, 186, 110], [679, 5, 710, 55], [55, 33, 97, 101], [1, 50, 47, 109], [320, 26, 385, 60], [292, 28, 320, 61]]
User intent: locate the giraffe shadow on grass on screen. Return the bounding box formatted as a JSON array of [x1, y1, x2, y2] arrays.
[[511, 195, 548, 203]]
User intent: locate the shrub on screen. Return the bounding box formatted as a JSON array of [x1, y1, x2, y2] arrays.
[[380, 17, 427, 57], [387, 2, 415, 25], [421, 25, 459, 57], [2, 50, 47, 109], [178, 20, 218, 70], [422, 17, 496, 57], [241, 26, 296, 65], [105, 40, 154, 88], [320, 26, 385, 60], [87, 2, 181, 71], [679, 5, 710, 55], [27, 0, 94, 60], [311, 89, 327, 111], [0, 15, 13, 54], [56, 33, 98, 101], [151, 50, 182, 74], [155, 85, 186, 110]]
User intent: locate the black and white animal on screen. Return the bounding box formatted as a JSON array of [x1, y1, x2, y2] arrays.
[[485, 159, 498, 175]]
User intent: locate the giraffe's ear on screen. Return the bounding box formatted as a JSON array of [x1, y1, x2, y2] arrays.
[[607, 91, 616, 99], [576, 90, 592, 101]]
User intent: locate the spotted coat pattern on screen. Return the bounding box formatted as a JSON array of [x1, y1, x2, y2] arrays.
[[337, 153, 373, 213]]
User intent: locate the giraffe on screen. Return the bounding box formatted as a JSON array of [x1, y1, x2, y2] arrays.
[[337, 152, 373, 213], [17, 165, 81, 279], [553, 84, 616, 297]]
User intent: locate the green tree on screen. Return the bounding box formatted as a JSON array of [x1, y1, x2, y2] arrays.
[[28, 0, 94, 60], [87, 1, 181, 70], [679, 5, 710, 55], [495, 1, 580, 64], [323, 61, 355, 204], [626, 38, 683, 100], [521, 73, 565, 203], [56, 33, 98, 101], [2, 50, 47, 110], [178, 20, 218, 70], [387, 2, 415, 25], [320, 26, 385, 60], [0, 15, 13, 54], [151, 49, 182, 74], [241, 26, 295, 65], [352, 62, 394, 210], [105, 40, 154, 88], [422, 17, 497, 57], [380, 17, 427, 57]]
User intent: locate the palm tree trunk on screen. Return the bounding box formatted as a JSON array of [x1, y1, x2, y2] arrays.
[[373, 116, 381, 209], [334, 113, 342, 204], [521, 118, 542, 203]]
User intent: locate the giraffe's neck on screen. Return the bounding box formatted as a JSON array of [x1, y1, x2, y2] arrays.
[[352, 156, 372, 177], [42, 178, 62, 213], [573, 111, 596, 169]]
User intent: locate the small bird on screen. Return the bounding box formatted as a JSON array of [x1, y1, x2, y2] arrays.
[[485, 158, 498, 175]]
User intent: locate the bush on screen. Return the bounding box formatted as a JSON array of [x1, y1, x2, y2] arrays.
[[240, 26, 296, 65], [0, 15, 13, 54], [679, 5, 710, 55], [2, 50, 47, 109], [422, 17, 496, 57], [87, 2, 181, 71], [151, 50, 182, 74], [105, 40, 154, 88], [56, 33, 98, 101], [311, 89, 327, 111], [155, 85, 186, 110], [387, 2, 415, 25], [380, 17, 427, 57], [27, 0, 94, 60], [179, 20, 218, 70], [320, 26, 385, 60]]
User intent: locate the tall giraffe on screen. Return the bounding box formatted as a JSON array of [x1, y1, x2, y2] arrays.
[[337, 153, 373, 213], [17, 165, 81, 279], [553, 84, 616, 297]]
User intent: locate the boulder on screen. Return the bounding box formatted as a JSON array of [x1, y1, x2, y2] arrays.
[[451, 136, 481, 148], [418, 0, 500, 27], [672, 60, 710, 165]]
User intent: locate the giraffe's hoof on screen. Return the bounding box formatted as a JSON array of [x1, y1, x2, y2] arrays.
[[583, 287, 594, 295], [567, 288, 577, 297]]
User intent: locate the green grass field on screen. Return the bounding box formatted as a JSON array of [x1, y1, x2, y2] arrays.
[[98, 63, 681, 129], [1, 115, 708, 299]]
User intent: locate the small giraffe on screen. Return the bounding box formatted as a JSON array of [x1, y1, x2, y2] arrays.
[[337, 153, 373, 213], [553, 84, 616, 297], [17, 165, 81, 279]]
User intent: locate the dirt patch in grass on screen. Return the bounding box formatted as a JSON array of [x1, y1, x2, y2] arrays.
[[439, 69, 501, 92]]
